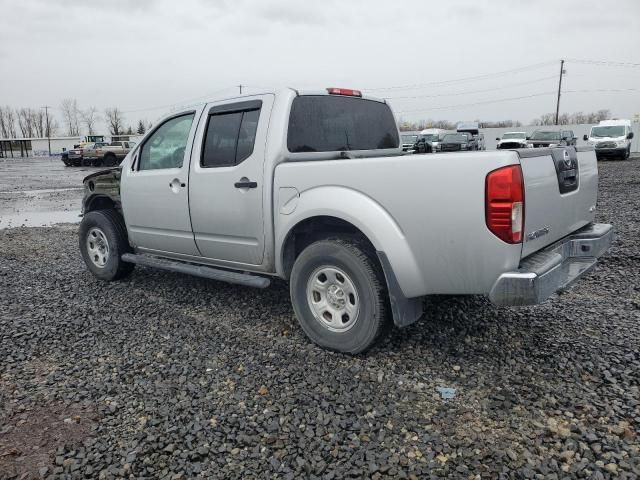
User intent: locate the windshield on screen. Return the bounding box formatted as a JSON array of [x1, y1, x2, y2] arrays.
[[422, 134, 440, 142], [591, 126, 625, 138], [401, 135, 418, 144], [288, 96, 399, 152], [530, 131, 561, 140], [442, 134, 467, 143], [502, 132, 526, 139]]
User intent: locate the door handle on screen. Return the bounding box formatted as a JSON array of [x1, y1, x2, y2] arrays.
[[169, 178, 186, 192], [234, 180, 258, 189]]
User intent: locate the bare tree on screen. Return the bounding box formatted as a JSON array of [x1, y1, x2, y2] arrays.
[[105, 107, 124, 136], [60, 98, 80, 136], [0, 106, 10, 138], [17, 108, 37, 138], [81, 106, 99, 135], [33, 110, 46, 137], [4, 108, 17, 137]]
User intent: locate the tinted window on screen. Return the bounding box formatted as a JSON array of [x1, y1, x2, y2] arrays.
[[287, 95, 399, 153], [139, 113, 194, 170], [202, 108, 260, 168], [236, 109, 260, 163], [202, 112, 242, 167]]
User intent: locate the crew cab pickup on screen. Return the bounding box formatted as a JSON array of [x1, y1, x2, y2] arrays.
[[79, 87, 612, 353], [85, 141, 136, 167]]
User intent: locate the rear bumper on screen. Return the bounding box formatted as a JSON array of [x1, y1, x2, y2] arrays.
[[489, 223, 613, 306], [596, 148, 626, 156]]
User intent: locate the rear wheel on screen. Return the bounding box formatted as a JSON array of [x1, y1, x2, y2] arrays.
[[79, 210, 134, 281], [104, 154, 117, 167], [289, 238, 390, 354]]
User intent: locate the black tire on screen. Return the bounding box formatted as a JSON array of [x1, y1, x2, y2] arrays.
[[104, 154, 117, 167], [79, 210, 134, 281], [289, 238, 391, 354], [92, 157, 104, 167], [625, 147, 630, 160]]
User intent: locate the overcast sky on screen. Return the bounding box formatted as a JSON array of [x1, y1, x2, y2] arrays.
[[1, 0, 639, 133]]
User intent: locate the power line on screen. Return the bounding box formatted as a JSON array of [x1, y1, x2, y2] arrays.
[[121, 86, 237, 114], [566, 59, 640, 68], [384, 75, 558, 100], [363, 61, 557, 92], [395, 91, 556, 114], [395, 88, 639, 115]]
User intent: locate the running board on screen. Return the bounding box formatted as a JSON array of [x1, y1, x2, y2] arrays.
[[121, 253, 271, 289]]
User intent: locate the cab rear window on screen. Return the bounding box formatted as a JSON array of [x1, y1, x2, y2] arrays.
[[287, 95, 399, 153]]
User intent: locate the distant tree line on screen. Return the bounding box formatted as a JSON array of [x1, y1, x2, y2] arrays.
[[0, 99, 150, 139], [398, 110, 613, 131], [531, 109, 610, 126]]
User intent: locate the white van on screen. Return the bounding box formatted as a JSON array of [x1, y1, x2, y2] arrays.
[[584, 119, 634, 160], [419, 128, 447, 152]]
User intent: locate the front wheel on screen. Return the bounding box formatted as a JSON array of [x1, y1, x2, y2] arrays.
[[79, 210, 134, 281], [289, 238, 390, 354]]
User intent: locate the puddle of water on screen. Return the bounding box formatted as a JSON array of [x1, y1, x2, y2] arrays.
[[0, 210, 81, 229], [0, 187, 84, 195]]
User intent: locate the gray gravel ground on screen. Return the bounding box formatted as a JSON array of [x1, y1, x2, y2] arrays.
[[1, 158, 639, 479]]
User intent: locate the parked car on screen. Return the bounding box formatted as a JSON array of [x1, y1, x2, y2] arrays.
[[419, 128, 447, 152], [497, 132, 530, 149], [457, 122, 484, 150], [440, 133, 473, 152], [412, 134, 434, 153], [85, 141, 136, 167], [528, 129, 576, 148], [67, 142, 109, 166], [583, 119, 634, 160], [79, 87, 611, 354], [61, 149, 71, 166], [401, 134, 418, 152]]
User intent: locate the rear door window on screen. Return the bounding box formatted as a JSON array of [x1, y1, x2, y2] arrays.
[[287, 95, 399, 152], [201, 106, 261, 168]]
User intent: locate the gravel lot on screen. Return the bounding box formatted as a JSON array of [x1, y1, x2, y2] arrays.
[[1, 157, 639, 479], [0, 157, 98, 229]]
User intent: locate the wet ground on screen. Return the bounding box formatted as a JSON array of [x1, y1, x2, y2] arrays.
[[0, 157, 100, 229]]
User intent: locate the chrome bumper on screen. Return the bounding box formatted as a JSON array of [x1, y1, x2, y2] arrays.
[[489, 223, 613, 306]]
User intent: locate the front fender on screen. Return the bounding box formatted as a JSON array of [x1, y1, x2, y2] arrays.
[[275, 185, 426, 299]]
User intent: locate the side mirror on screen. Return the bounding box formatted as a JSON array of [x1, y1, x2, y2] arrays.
[[526, 136, 530, 140], [583, 134, 588, 141], [628, 132, 634, 139], [495, 137, 500, 141], [562, 137, 568, 141]]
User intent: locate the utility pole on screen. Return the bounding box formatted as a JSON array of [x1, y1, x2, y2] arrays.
[[555, 59, 565, 126], [238, 84, 243, 95], [41, 105, 51, 156]]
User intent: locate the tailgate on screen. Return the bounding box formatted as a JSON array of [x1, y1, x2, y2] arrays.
[[518, 146, 598, 258]]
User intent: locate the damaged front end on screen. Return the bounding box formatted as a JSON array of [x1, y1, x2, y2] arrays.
[[81, 168, 122, 215]]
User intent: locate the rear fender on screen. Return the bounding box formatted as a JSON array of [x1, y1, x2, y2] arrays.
[[275, 186, 426, 299]]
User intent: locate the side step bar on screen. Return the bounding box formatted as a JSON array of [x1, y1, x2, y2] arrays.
[[121, 253, 271, 289]]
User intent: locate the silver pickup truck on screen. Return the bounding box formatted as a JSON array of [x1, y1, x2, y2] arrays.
[[79, 87, 612, 353]]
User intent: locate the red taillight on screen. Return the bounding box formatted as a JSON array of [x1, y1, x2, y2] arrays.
[[326, 87, 362, 97], [485, 165, 524, 244]]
